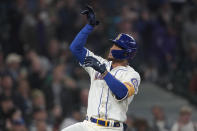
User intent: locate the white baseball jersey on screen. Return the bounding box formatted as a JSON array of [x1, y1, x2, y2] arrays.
[[82, 49, 141, 122]]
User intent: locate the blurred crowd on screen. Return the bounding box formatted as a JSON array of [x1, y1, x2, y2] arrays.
[[0, 0, 197, 130], [126, 105, 197, 131]]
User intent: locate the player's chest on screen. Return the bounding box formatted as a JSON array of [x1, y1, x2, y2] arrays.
[[94, 66, 123, 81]]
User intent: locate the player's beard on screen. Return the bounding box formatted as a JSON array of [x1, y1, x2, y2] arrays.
[[107, 57, 115, 61], [107, 53, 114, 61]]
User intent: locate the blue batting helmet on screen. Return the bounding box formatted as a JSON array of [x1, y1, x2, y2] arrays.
[[110, 33, 138, 59]]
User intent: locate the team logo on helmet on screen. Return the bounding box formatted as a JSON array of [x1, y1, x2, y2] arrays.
[[115, 34, 122, 41]]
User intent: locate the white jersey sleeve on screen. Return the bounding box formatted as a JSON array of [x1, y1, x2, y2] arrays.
[[113, 67, 141, 99], [80, 49, 109, 77], [125, 70, 141, 95]]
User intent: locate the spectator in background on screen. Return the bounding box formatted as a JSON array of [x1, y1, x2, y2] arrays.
[[171, 106, 196, 131], [0, 50, 5, 75], [186, 43, 197, 71], [126, 115, 135, 131], [189, 67, 197, 95], [72, 66, 89, 89], [136, 9, 152, 61], [44, 64, 66, 111], [0, 95, 14, 130], [31, 89, 46, 109], [49, 105, 63, 131], [133, 118, 152, 131], [151, 105, 170, 131], [1, 75, 14, 97], [151, 16, 177, 75], [29, 107, 52, 131], [28, 53, 47, 90], [34, 11, 49, 54], [0, 77, 1, 94], [9, 107, 27, 131], [11, 121, 27, 131], [60, 110, 82, 130], [24, 49, 51, 73], [182, 8, 197, 53], [14, 79, 32, 122], [187, 42, 197, 95], [79, 88, 89, 118], [34, 120, 52, 131], [5, 53, 22, 82], [46, 39, 61, 65], [44, 64, 80, 116], [121, 5, 138, 22], [56, 0, 79, 42], [117, 19, 136, 36], [0, 0, 24, 56], [164, 24, 178, 77]]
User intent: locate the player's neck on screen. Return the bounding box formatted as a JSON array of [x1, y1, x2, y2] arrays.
[[112, 59, 128, 68]]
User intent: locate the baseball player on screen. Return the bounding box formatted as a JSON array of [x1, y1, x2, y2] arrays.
[[62, 6, 141, 131]]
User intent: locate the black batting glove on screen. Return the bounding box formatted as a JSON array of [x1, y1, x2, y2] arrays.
[[81, 5, 99, 27], [84, 56, 106, 74]]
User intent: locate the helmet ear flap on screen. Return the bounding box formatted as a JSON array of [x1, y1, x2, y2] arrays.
[[126, 49, 132, 54], [125, 48, 137, 58]]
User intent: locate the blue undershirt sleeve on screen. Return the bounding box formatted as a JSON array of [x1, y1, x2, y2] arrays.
[[69, 24, 94, 64], [103, 72, 128, 100]]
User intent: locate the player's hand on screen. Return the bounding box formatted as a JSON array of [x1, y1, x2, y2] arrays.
[[81, 5, 99, 27], [84, 56, 106, 74]]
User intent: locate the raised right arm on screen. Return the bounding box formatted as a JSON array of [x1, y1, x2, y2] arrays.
[[69, 24, 94, 64]]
